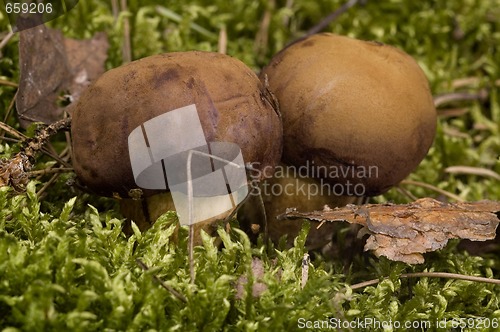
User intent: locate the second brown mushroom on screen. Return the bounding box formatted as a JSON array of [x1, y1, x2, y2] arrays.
[[250, 33, 437, 249]]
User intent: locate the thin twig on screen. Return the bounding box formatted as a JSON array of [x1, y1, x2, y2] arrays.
[[0, 121, 27, 140], [111, 0, 119, 20], [444, 166, 500, 181], [0, 79, 18, 88], [2, 90, 18, 126], [120, 0, 132, 63], [301, 253, 310, 289], [39, 147, 72, 168], [400, 179, 464, 202], [135, 259, 187, 303], [350, 271, 500, 291], [394, 185, 418, 201], [282, 0, 294, 26], [156, 6, 217, 40], [433, 90, 488, 108], [63, 112, 72, 162], [218, 25, 227, 54], [222, 177, 261, 223], [254, 0, 274, 61], [305, 0, 359, 36], [24, 117, 71, 160], [27, 167, 73, 176], [36, 171, 61, 198], [0, 137, 20, 144], [0, 31, 15, 53]]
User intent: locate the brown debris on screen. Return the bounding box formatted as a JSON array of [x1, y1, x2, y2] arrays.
[[280, 198, 500, 264], [16, 21, 108, 127], [0, 154, 30, 192], [0, 117, 72, 192], [235, 258, 268, 299]]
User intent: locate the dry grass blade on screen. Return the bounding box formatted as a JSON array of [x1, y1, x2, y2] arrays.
[[445, 166, 500, 181], [305, 0, 360, 36], [0, 121, 27, 141], [0, 31, 15, 52], [120, 0, 132, 63], [350, 272, 500, 291], [218, 26, 227, 54], [0, 79, 18, 88], [400, 179, 464, 202], [433, 90, 488, 108]]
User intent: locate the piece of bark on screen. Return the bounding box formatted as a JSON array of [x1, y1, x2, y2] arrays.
[[279, 198, 500, 264]]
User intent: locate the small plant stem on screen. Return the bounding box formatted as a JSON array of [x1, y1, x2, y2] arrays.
[[350, 272, 500, 291], [400, 179, 464, 202], [0, 79, 18, 88], [444, 165, 500, 181], [0, 31, 15, 52], [301, 253, 310, 289], [120, 0, 131, 63], [189, 224, 195, 284], [36, 171, 60, 198], [0, 121, 26, 141], [2, 90, 17, 129], [305, 0, 359, 36], [218, 25, 227, 54], [136, 259, 187, 303], [394, 185, 418, 201], [111, 0, 119, 19], [28, 167, 73, 176], [433, 90, 487, 108], [64, 112, 72, 160]]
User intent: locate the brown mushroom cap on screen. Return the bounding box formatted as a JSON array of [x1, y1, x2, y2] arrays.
[[72, 51, 282, 197], [260, 33, 436, 196]]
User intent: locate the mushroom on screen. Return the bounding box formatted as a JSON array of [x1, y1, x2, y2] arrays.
[[239, 166, 357, 248], [71, 51, 282, 239], [252, 33, 436, 248], [260, 33, 436, 196]]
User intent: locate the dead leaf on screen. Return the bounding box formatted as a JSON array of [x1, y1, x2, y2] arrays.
[[280, 198, 500, 264], [64, 32, 108, 102], [0, 154, 30, 192], [16, 19, 108, 127], [235, 258, 269, 299]]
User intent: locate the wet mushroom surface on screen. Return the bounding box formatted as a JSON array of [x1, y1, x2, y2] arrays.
[[261, 33, 437, 197], [72, 51, 282, 199], [71, 51, 283, 235]]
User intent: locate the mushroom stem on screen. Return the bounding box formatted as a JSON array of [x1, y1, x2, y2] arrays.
[[240, 163, 358, 249]]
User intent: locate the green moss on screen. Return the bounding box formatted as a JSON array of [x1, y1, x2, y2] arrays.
[[1, 0, 499, 330]]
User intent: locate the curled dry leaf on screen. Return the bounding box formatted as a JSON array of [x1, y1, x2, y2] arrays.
[[16, 18, 108, 127], [280, 198, 500, 264], [235, 258, 268, 299], [0, 154, 30, 192], [0, 117, 72, 192]]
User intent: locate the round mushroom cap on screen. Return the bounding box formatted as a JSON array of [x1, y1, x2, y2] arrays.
[[260, 33, 436, 196], [72, 51, 282, 197]]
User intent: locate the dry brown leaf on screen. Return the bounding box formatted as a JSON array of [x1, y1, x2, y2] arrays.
[[16, 20, 108, 127], [280, 198, 500, 264], [235, 258, 269, 299], [0, 154, 30, 192]]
